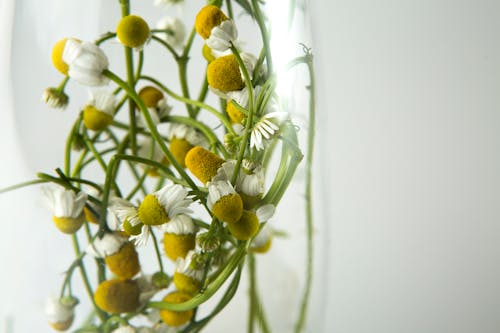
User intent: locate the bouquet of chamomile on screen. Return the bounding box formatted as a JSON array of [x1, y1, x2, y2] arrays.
[[3, 0, 316, 331]]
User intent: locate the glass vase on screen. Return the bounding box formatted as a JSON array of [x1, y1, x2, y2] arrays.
[[1, 0, 326, 332]]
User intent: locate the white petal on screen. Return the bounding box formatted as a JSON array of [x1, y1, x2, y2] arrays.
[[256, 204, 275, 222]]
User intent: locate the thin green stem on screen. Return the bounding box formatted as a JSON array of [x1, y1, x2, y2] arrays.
[[178, 57, 195, 117], [247, 254, 257, 333], [251, 0, 273, 75], [150, 228, 165, 273], [0, 179, 47, 194]]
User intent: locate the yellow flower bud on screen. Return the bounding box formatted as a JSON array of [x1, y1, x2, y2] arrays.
[[117, 15, 150, 48], [52, 215, 85, 234], [83, 105, 114, 131], [169, 137, 193, 168], [159, 291, 194, 327], [163, 233, 196, 261], [227, 210, 259, 240], [138, 194, 170, 225], [195, 5, 228, 39], [173, 272, 201, 295], [94, 279, 140, 314], [185, 146, 225, 183], [211, 193, 243, 224], [207, 54, 245, 92], [138, 86, 164, 108], [104, 242, 141, 280]]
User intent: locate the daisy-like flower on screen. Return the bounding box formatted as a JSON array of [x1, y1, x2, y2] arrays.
[[185, 146, 225, 184], [42, 87, 69, 109], [159, 291, 193, 327], [83, 90, 115, 131], [87, 232, 141, 279], [112, 200, 151, 247], [138, 183, 193, 226], [168, 123, 207, 168], [250, 224, 273, 253], [45, 297, 77, 331], [162, 214, 198, 261], [195, 5, 237, 53], [42, 186, 87, 234], [227, 204, 275, 241], [226, 85, 262, 124], [250, 111, 288, 151], [206, 180, 243, 223], [62, 39, 109, 86], [173, 251, 204, 294], [137, 86, 172, 128], [117, 15, 151, 49], [156, 17, 186, 50]]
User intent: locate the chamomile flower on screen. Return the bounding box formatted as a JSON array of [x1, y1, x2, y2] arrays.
[[168, 123, 207, 168], [42, 87, 69, 109], [227, 204, 275, 241], [159, 291, 193, 327], [157, 17, 186, 50], [138, 183, 193, 226], [206, 19, 238, 53], [83, 90, 115, 131], [62, 39, 109, 86], [137, 86, 172, 128], [206, 54, 245, 94], [226, 85, 262, 124], [87, 232, 141, 279], [250, 111, 288, 151], [45, 297, 77, 331], [42, 186, 87, 234], [117, 15, 151, 49], [185, 146, 225, 184], [112, 200, 150, 247], [250, 224, 273, 253], [173, 251, 204, 294], [94, 279, 140, 314], [206, 180, 243, 223], [162, 214, 198, 261]]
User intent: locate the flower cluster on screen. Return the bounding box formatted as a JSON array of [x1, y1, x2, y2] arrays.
[[8, 0, 315, 332]]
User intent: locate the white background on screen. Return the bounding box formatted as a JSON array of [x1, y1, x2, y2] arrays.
[[1, 0, 500, 332]]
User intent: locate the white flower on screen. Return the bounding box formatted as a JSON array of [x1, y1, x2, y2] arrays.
[[42, 186, 87, 218], [176, 250, 204, 281], [62, 39, 109, 86], [250, 111, 288, 151], [87, 232, 127, 258], [112, 326, 136, 333], [206, 180, 237, 210], [45, 297, 75, 327], [112, 200, 151, 247], [153, 183, 193, 219], [213, 160, 265, 197], [157, 17, 186, 50], [206, 20, 238, 53], [168, 123, 207, 148], [86, 89, 115, 116], [251, 224, 272, 250], [161, 214, 197, 235], [130, 225, 151, 247]]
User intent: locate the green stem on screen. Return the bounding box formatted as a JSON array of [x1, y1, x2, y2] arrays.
[[247, 254, 257, 333], [150, 228, 165, 273], [0, 179, 47, 194], [251, 0, 273, 75], [294, 54, 316, 333], [178, 57, 195, 117], [151, 35, 179, 59], [193, 75, 209, 118]]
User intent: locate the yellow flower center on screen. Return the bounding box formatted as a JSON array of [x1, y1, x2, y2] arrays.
[[212, 193, 243, 223], [123, 219, 143, 236], [227, 210, 259, 241], [94, 279, 140, 314], [138, 86, 164, 108], [83, 206, 99, 224], [185, 146, 225, 183], [116, 15, 150, 48], [83, 105, 113, 131], [138, 194, 170, 225], [52, 215, 84, 234], [207, 55, 245, 92], [163, 233, 196, 261], [195, 5, 228, 39], [104, 242, 141, 280], [173, 272, 201, 295], [226, 100, 245, 124], [202, 44, 215, 62], [170, 137, 193, 168], [51, 38, 79, 75], [160, 291, 194, 327]]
